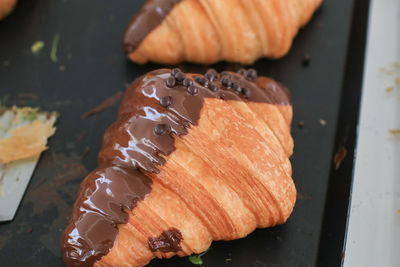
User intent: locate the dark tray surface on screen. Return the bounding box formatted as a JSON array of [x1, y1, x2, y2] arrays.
[[0, 0, 360, 266]]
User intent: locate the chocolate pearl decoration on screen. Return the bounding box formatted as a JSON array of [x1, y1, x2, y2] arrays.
[[237, 68, 246, 76], [242, 88, 251, 98], [220, 77, 232, 88], [182, 78, 193, 87], [154, 124, 168, 135], [208, 83, 218, 92], [194, 76, 209, 87], [220, 71, 230, 77], [166, 76, 176, 88], [174, 71, 186, 83], [160, 96, 172, 107], [232, 82, 242, 93], [171, 68, 181, 76], [205, 69, 217, 81], [187, 85, 199, 95], [244, 69, 258, 81]]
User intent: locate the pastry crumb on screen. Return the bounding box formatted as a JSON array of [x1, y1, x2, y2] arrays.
[[386, 86, 394, 92], [395, 78, 400, 86], [319, 119, 327, 126], [298, 121, 305, 128], [59, 65, 65, 71], [390, 62, 400, 69], [225, 258, 232, 262], [380, 67, 394, 75], [301, 53, 311, 67], [389, 129, 400, 135], [397, 209, 400, 214], [31, 41, 44, 54], [334, 145, 347, 170]]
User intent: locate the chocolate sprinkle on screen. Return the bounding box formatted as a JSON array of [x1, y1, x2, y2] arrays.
[[221, 77, 232, 88], [245, 69, 258, 81], [205, 69, 217, 81], [195, 76, 209, 87], [208, 83, 218, 92], [160, 96, 172, 107], [182, 77, 193, 87], [174, 71, 186, 82], [171, 68, 181, 76], [237, 68, 246, 76], [232, 83, 242, 93], [166, 76, 176, 88], [187, 85, 199, 95], [154, 124, 168, 135]]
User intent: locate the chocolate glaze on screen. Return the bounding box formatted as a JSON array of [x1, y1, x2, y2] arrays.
[[123, 0, 183, 54], [148, 228, 183, 253], [61, 68, 290, 267]]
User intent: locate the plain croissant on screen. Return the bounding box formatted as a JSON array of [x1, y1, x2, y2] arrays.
[[61, 68, 296, 267], [0, 0, 17, 20], [123, 0, 322, 64]]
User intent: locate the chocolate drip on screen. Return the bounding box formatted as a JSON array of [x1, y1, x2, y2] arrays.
[[123, 0, 183, 54], [61, 68, 290, 267], [61, 167, 152, 267], [148, 228, 183, 253]]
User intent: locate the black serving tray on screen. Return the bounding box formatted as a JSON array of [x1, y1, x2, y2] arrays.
[[0, 0, 369, 266]]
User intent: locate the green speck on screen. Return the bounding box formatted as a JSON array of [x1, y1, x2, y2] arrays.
[[3, 60, 9, 67], [189, 255, 203, 265], [67, 53, 72, 60], [31, 41, 44, 54], [188, 249, 210, 265], [0, 95, 8, 106], [50, 34, 60, 63], [22, 108, 40, 122]]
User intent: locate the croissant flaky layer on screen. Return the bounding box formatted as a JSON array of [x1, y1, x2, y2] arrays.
[[62, 69, 296, 267], [124, 0, 322, 64]]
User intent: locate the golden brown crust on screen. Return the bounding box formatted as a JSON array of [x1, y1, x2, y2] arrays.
[[0, 0, 17, 20], [127, 0, 322, 64], [96, 98, 295, 267]]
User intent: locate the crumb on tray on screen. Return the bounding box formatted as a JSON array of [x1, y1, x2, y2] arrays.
[[301, 53, 311, 67], [319, 119, 327, 126], [389, 129, 400, 135], [0, 106, 57, 164], [333, 145, 347, 170], [386, 86, 394, 92], [31, 41, 44, 54]]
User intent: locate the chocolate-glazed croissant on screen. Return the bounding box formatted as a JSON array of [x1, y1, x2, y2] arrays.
[[61, 68, 296, 267], [123, 0, 322, 64]]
